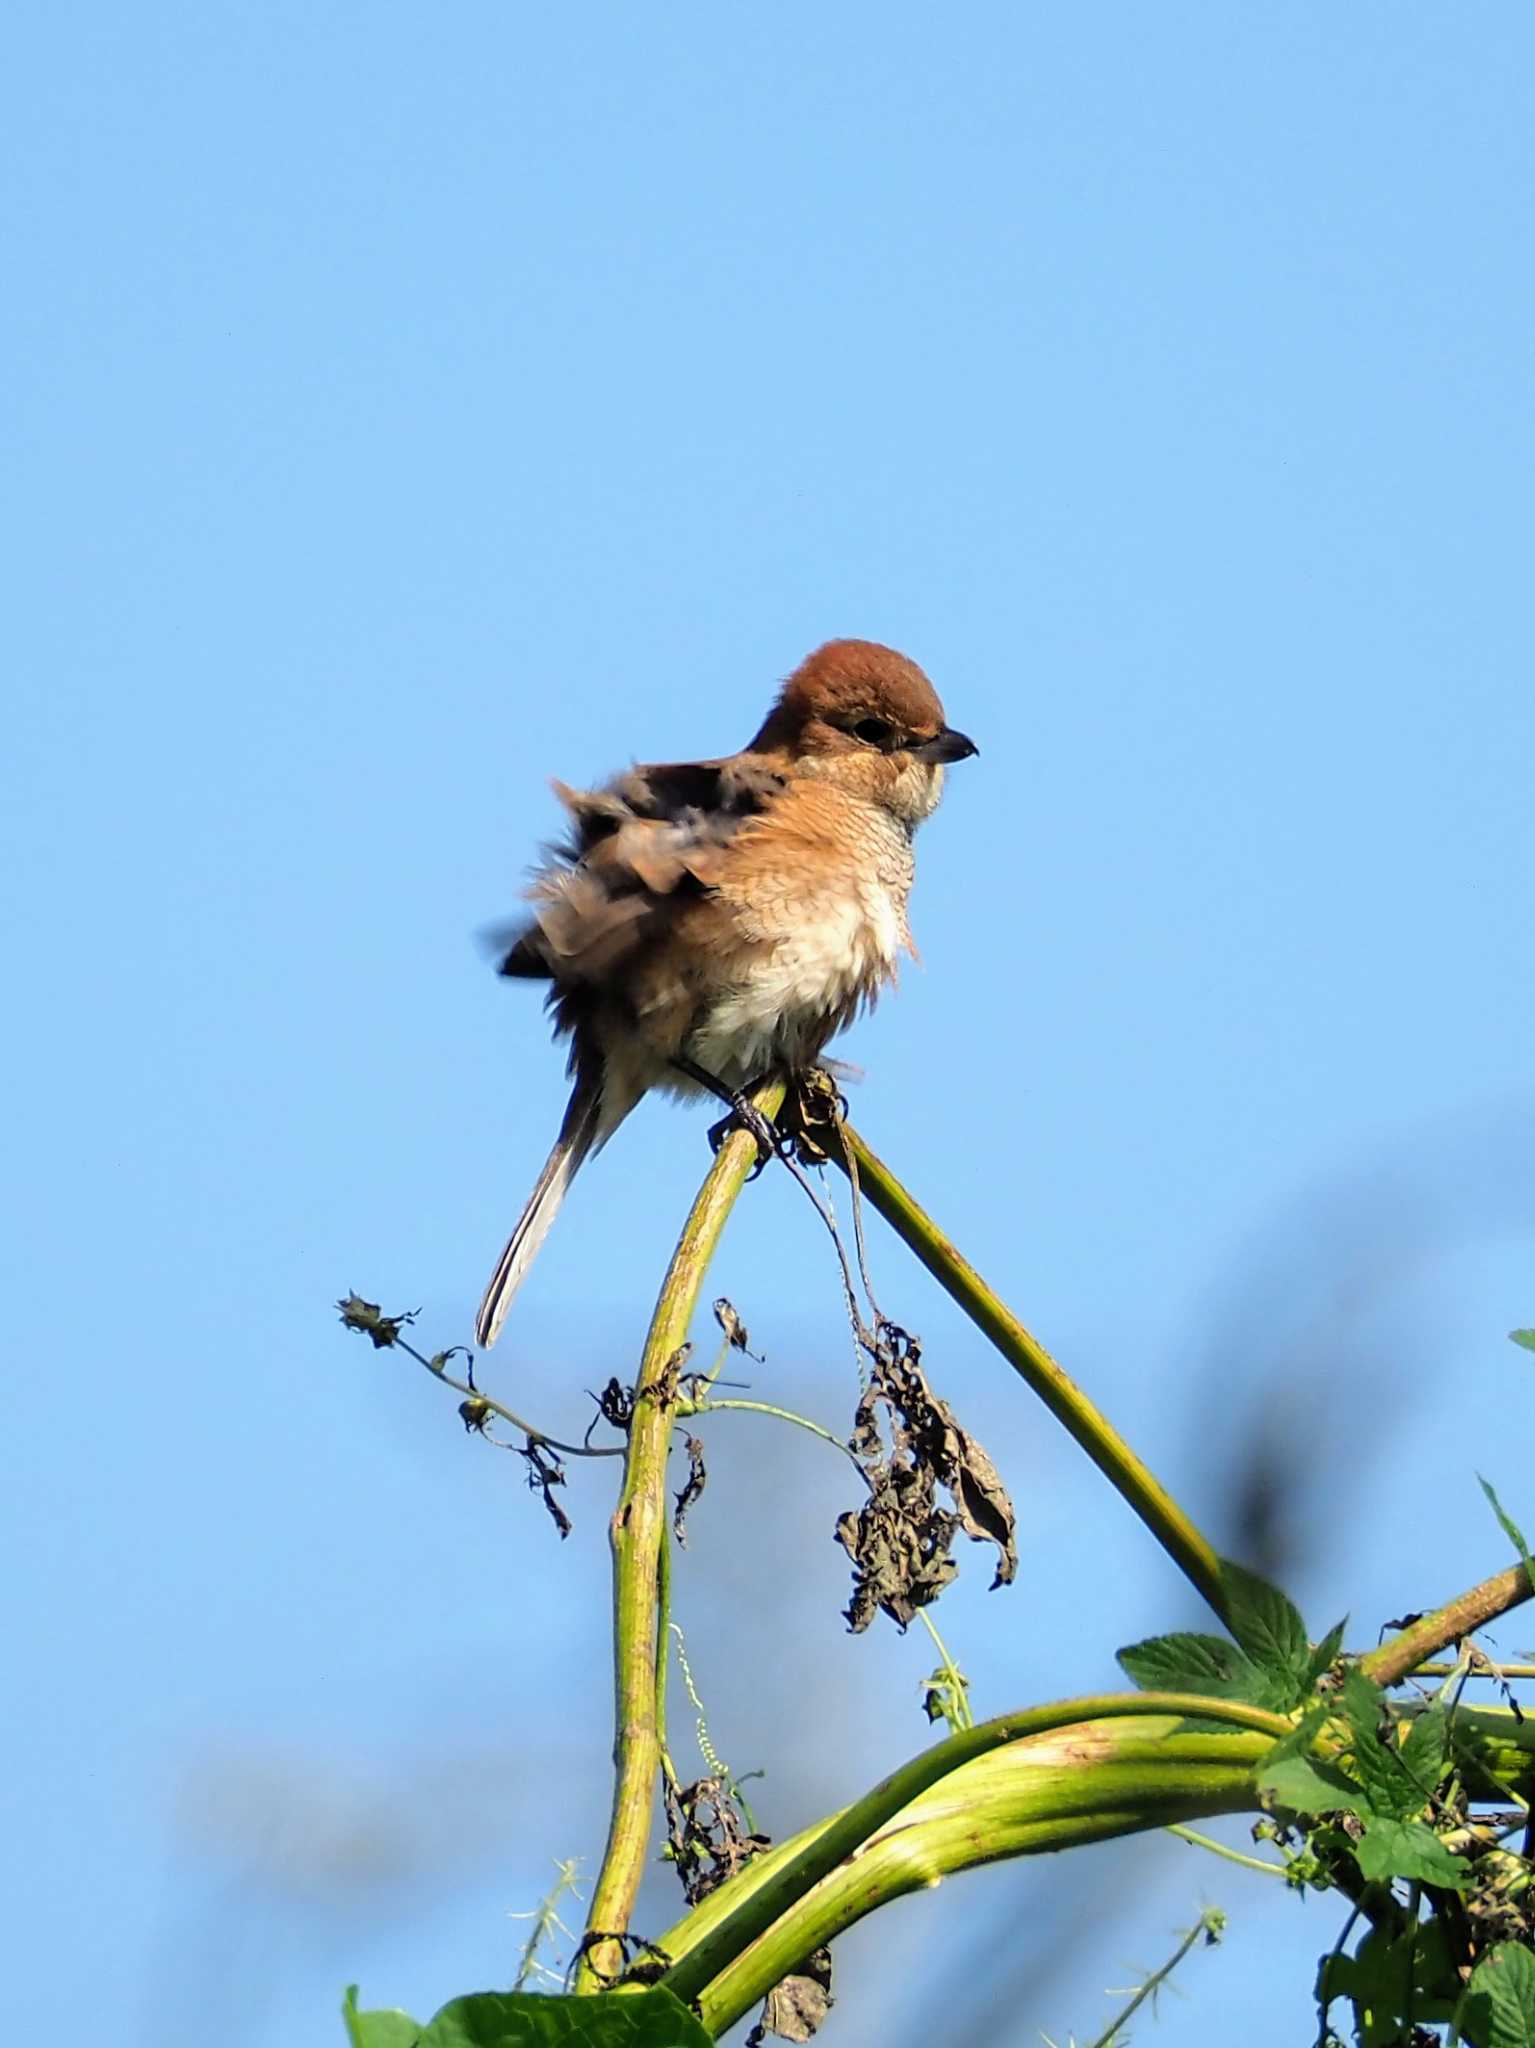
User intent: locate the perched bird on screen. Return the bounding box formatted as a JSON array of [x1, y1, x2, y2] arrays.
[[475, 638, 976, 1347]]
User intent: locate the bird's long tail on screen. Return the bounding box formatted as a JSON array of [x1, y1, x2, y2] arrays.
[[475, 1066, 613, 1349]]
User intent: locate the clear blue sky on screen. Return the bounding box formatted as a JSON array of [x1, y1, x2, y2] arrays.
[[6, 5, 1533, 2043]]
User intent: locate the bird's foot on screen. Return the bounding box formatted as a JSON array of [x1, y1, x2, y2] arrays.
[[707, 1097, 782, 1179]]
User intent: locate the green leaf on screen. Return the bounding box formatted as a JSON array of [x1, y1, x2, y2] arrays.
[[1115, 1630, 1294, 1709], [1219, 1559, 1311, 1699], [1329, 1665, 1431, 1821], [1337, 1663, 1387, 1738], [343, 1987, 422, 2048], [1479, 1474, 1535, 1579], [1318, 1922, 1457, 2047], [415, 1989, 714, 2047], [1398, 1704, 1450, 1797], [1304, 1617, 1348, 1691], [1457, 1942, 1535, 2048], [1354, 1817, 1470, 1889], [1509, 1329, 1535, 1354], [1345, 1730, 1429, 1823], [1256, 1751, 1361, 1817]]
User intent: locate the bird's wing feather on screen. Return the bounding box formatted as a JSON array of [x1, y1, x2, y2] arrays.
[[495, 755, 787, 987]]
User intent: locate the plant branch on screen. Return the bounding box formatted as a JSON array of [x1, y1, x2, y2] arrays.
[[1360, 1562, 1535, 1687], [1166, 1823, 1286, 1877], [681, 1394, 867, 1474], [336, 1295, 624, 1458], [576, 1082, 785, 1989], [822, 1120, 1227, 1622]]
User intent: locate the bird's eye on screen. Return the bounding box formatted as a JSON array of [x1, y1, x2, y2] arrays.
[[852, 717, 893, 746]]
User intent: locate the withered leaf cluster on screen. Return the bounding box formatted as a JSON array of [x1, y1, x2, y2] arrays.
[[664, 1775, 771, 1908], [836, 1324, 1017, 1632], [672, 1434, 708, 1545], [713, 1295, 765, 1361], [665, 1780, 831, 2044], [335, 1292, 418, 1348], [522, 1439, 570, 1539]]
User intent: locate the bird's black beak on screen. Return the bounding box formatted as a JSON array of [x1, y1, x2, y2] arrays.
[[912, 726, 978, 764]]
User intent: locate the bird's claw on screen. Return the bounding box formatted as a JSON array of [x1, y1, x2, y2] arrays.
[[707, 1101, 779, 1179]]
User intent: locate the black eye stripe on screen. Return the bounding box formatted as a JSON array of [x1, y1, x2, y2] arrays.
[[852, 716, 894, 745]]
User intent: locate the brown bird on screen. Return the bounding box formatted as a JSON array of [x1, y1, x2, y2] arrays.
[[475, 638, 976, 1347]]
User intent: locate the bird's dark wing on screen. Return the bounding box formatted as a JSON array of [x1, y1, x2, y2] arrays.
[[494, 754, 787, 986]]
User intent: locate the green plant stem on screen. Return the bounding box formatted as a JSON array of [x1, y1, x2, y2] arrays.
[[394, 1332, 625, 1458], [826, 1121, 1227, 1622], [916, 1607, 973, 1731], [1414, 1661, 1535, 1679], [682, 1394, 865, 1472], [656, 1691, 1286, 2025], [1166, 1823, 1286, 1876], [1360, 1561, 1534, 1687], [576, 1082, 785, 1991]]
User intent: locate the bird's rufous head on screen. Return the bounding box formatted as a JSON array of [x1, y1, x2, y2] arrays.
[[749, 639, 977, 825]]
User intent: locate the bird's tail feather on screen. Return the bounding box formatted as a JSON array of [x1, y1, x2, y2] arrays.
[[475, 1070, 609, 1349]]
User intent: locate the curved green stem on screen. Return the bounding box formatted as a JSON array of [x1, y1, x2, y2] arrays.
[[683, 1394, 865, 1472], [916, 1607, 973, 1731], [656, 1690, 1287, 2023], [577, 1082, 786, 1989], [1166, 1823, 1287, 1876], [827, 1121, 1227, 1621]]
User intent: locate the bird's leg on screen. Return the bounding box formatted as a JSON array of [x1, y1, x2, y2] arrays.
[[671, 1057, 781, 1177]]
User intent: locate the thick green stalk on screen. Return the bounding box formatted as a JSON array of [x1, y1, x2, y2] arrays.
[[577, 1082, 786, 1989], [657, 1691, 1287, 2022], [827, 1122, 1227, 1621]]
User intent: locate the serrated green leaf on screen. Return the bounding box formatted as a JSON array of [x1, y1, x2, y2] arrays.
[[1304, 1618, 1348, 1690], [1219, 1559, 1311, 1699], [1354, 1817, 1470, 1889], [1117, 1631, 1254, 1694], [1479, 1474, 1535, 1579], [1510, 1330, 1535, 1354], [344, 1987, 421, 2048], [1457, 1942, 1535, 2048], [1256, 1750, 1361, 1816], [1399, 1704, 1450, 1796], [1346, 1729, 1429, 1823], [1329, 1664, 1436, 1819], [415, 1988, 713, 2047], [1337, 1663, 1386, 1738], [1115, 1629, 1296, 1709]]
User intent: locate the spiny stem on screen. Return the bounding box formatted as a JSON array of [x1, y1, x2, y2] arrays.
[[668, 1621, 730, 1780], [826, 1121, 1227, 1622], [1082, 1908, 1227, 2048], [511, 1859, 584, 1992], [575, 1082, 785, 1991]]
